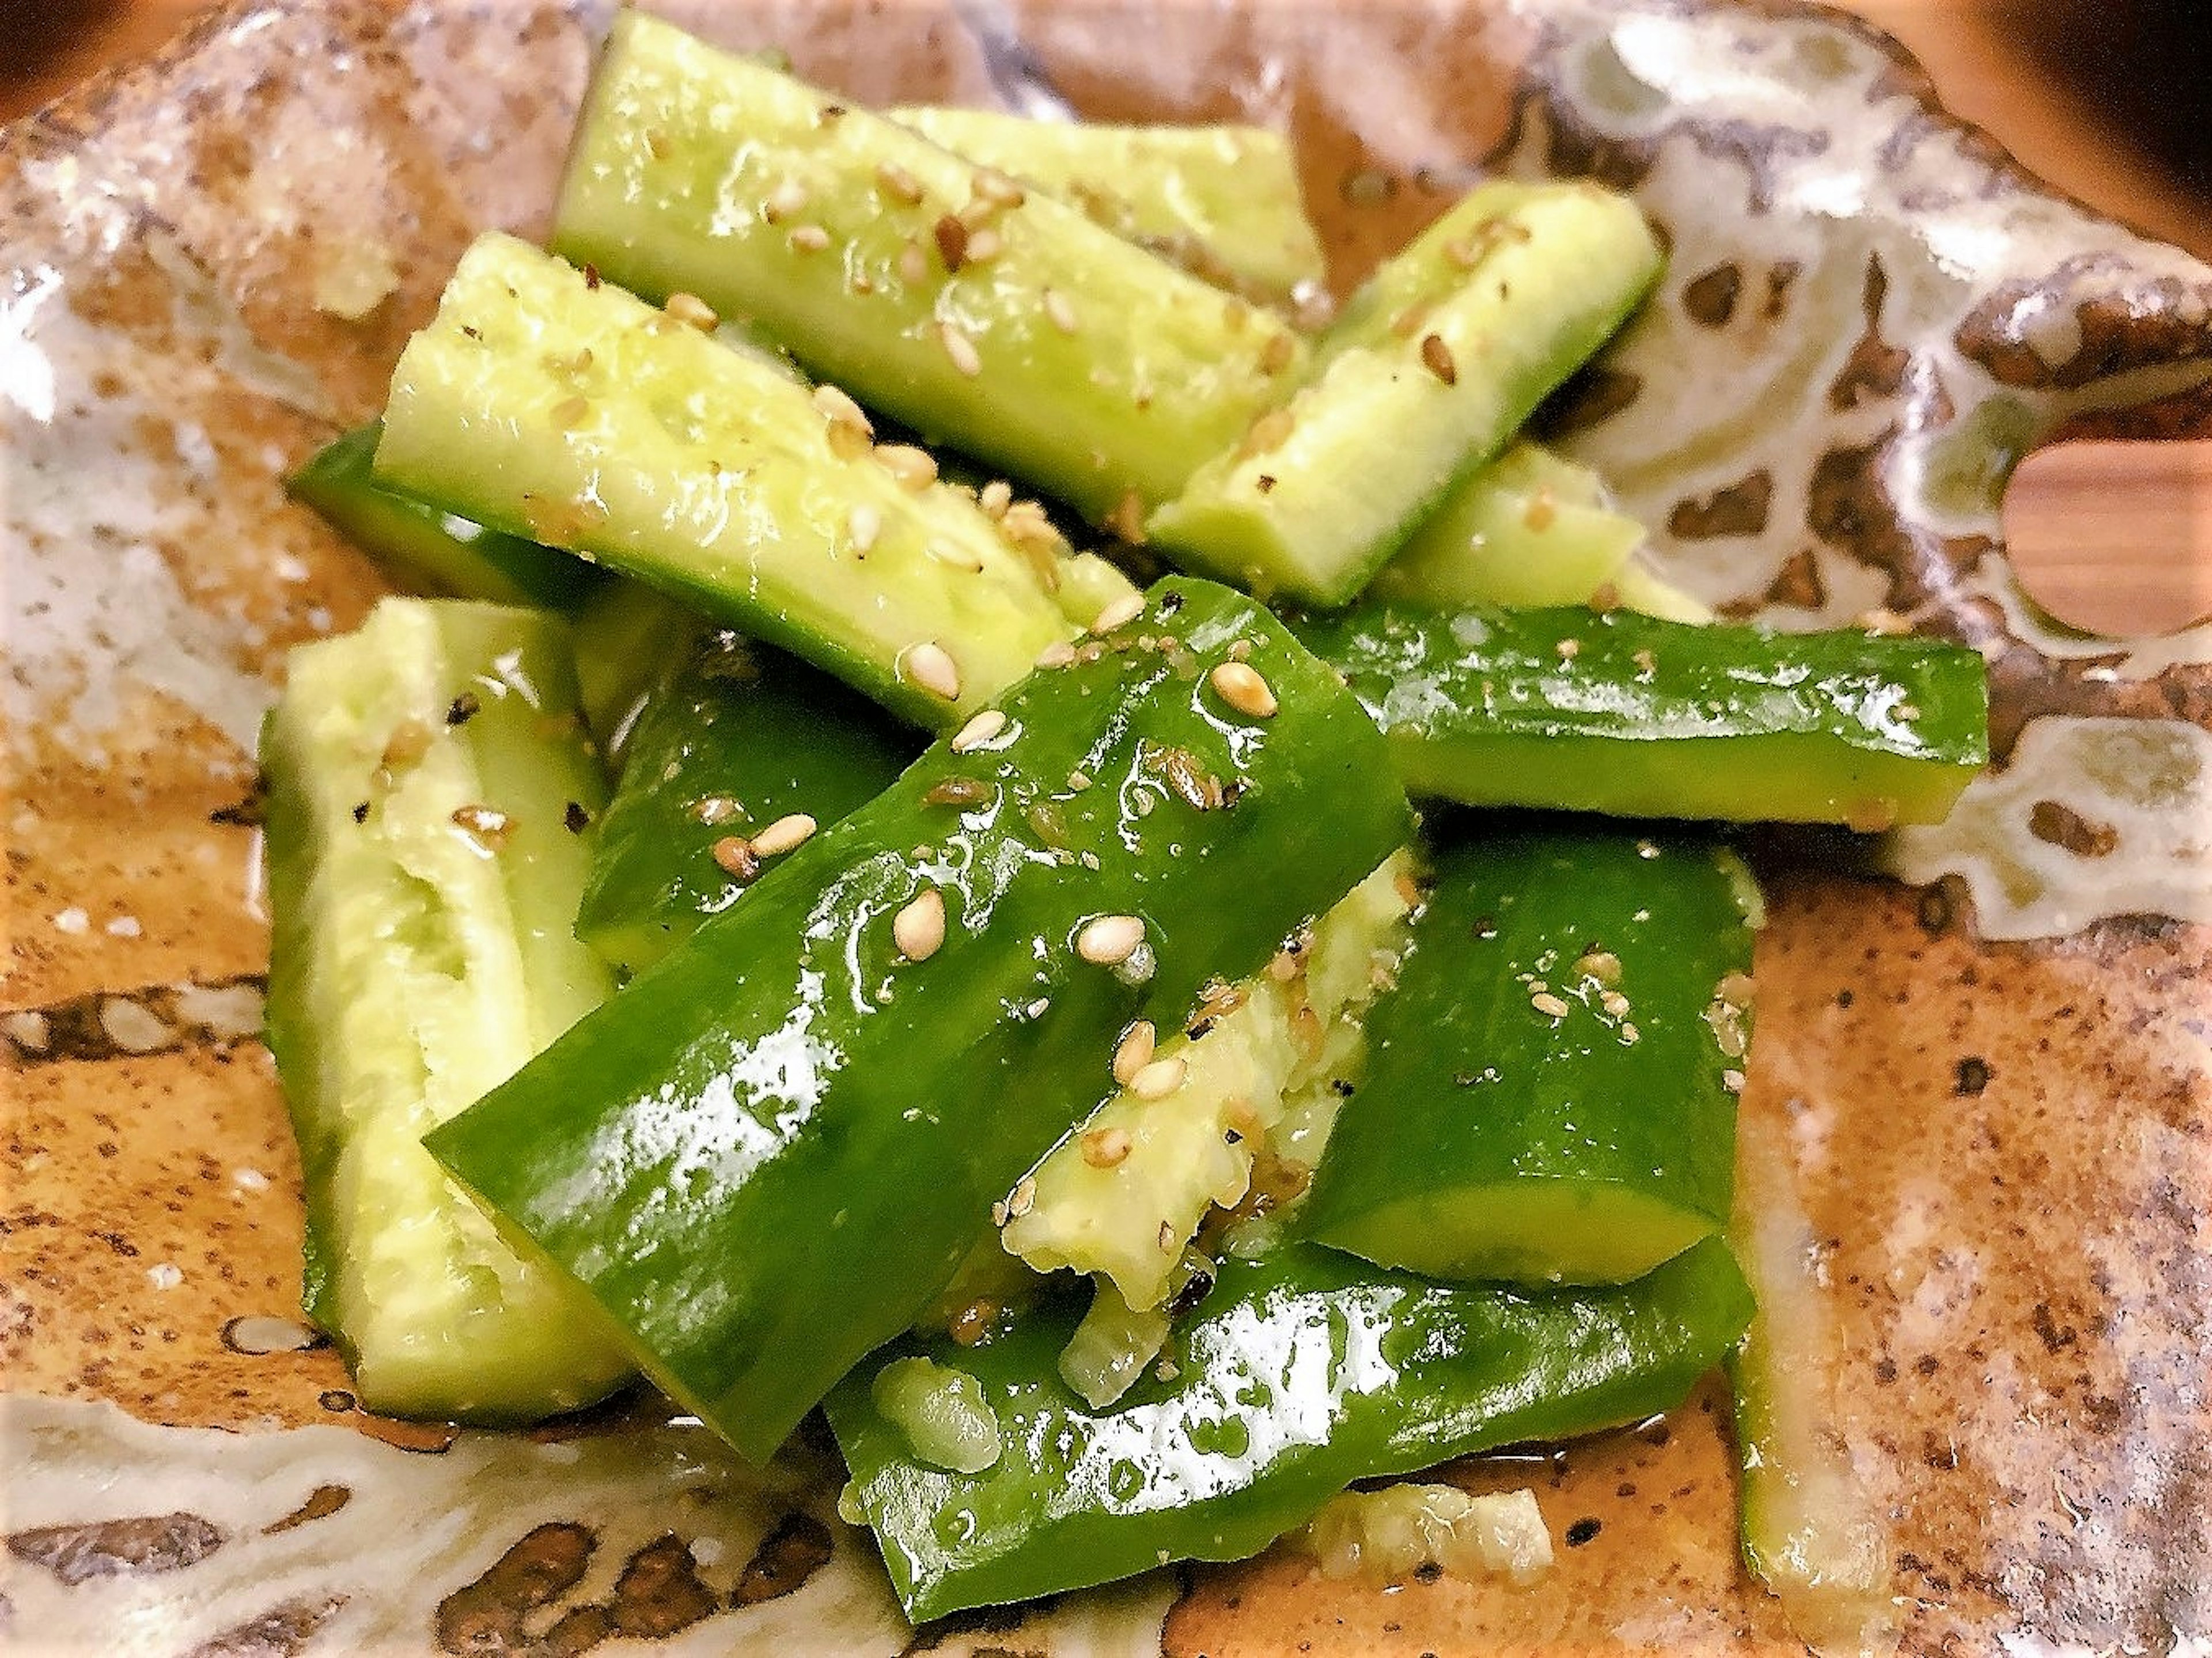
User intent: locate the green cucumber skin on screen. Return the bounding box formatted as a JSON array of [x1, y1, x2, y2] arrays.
[[887, 108, 1325, 307], [828, 1236, 1753, 1622], [575, 632, 920, 976], [1370, 442, 1645, 610], [376, 233, 1085, 732], [287, 423, 600, 612], [261, 599, 631, 1423], [550, 14, 1307, 525], [1146, 182, 1663, 608], [566, 579, 708, 763], [426, 578, 1411, 1463], [1301, 827, 1754, 1287], [1293, 604, 1989, 825]]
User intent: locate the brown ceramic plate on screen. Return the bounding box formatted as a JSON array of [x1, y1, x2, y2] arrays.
[[4, 2, 2209, 1653]]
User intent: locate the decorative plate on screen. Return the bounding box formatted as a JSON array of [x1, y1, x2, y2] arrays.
[[3, 1, 2207, 1652]]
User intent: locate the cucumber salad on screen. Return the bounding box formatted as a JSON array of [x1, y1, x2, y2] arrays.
[[262, 10, 1990, 1625]]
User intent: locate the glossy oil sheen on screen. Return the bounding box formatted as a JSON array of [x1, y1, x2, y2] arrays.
[[1296, 602, 1989, 824], [1302, 825, 1754, 1285], [426, 577, 1411, 1462], [828, 1236, 1754, 1621]]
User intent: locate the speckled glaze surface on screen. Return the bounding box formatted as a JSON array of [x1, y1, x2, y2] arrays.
[[3, 2, 2209, 1654]]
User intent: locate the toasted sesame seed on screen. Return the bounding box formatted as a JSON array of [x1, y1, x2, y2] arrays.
[[999, 499, 1064, 555], [1131, 1056, 1187, 1101], [1531, 991, 1571, 1019], [925, 540, 986, 573], [764, 177, 810, 221], [1575, 948, 1623, 985], [749, 812, 817, 858], [1260, 331, 1297, 374], [643, 127, 669, 160], [789, 224, 831, 252], [711, 835, 760, 880], [1238, 407, 1296, 461], [813, 382, 874, 437], [939, 322, 983, 378], [451, 805, 513, 851], [876, 161, 925, 204], [1067, 770, 1092, 790], [1620, 1022, 1641, 1045], [1091, 592, 1144, 634], [1389, 303, 1431, 339], [1717, 970, 1758, 1008], [1556, 637, 1581, 661], [1036, 640, 1077, 669], [972, 168, 1026, 208], [1112, 1020, 1157, 1086], [1007, 1176, 1037, 1218], [950, 710, 1007, 753], [691, 796, 741, 825], [1081, 1126, 1134, 1168], [1209, 661, 1278, 719], [897, 240, 930, 286], [1227, 639, 1253, 663], [949, 1298, 997, 1345], [1632, 648, 1658, 677], [664, 291, 718, 332], [1724, 1069, 1746, 1094], [1525, 488, 1558, 532], [1156, 1222, 1176, 1252], [1106, 490, 1147, 545], [933, 214, 969, 271], [978, 479, 1013, 519], [875, 443, 939, 491], [1589, 581, 1620, 612], [1600, 989, 1631, 1018], [1896, 701, 1921, 721], [1420, 332, 1458, 385], [991, 1200, 1008, 1227], [1077, 913, 1146, 966], [846, 502, 882, 555], [1846, 799, 1897, 833], [550, 396, 590, 429], [1043, 288, 1079, 333], [964, 227, 1003, 264], [903, 640, 961, 701], [893, 886, 946, 961]]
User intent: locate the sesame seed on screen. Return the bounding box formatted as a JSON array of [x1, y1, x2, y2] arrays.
[[1590, 582, 1620, 612], [1082, 1126, 1134, 1169], [1531, 991, 1571, 1019], [1420, 332, 1458, 384], [789, 224, 831, 252], [812, 382, 874, 438], [1637, 839, 1662, 859], [933, 214, 970, 271], [1717, 971, 1757, 1008], [926, 541, 986, 573], [764, 177, 810, 221], [1077, 913, 1146, 966], [876, 161, 925, 203], [1525, 488, 1558, 532], [1724, 1069, 1747, 1094], [964, 227, 1003, 264], [1112, 1020, 1157, 1086], [643, 127, 669, 160], [690, 796, 741, 825], [876, 443, 939, 491], [1130, 1056, 1187, 1100], [939, 322, 983, 378], [1896, 701, 1921, 721], [972, 168, 1026, 208], [1036, 640, 1077, 669], [711, 835, 760, 880], [1576, 948, 1623, 985], [749, 812, 817, 858], [1620, 1022, 1641, 1045], [1556, 638, 1581, 661], [1632, 648, 1657, 677], [1209, 661, 1278, 719], [1067, 771, 1092, 790], [663, 291, 718, 332], [1156, 1223, 1176, 1252], [893, 886, 946, 961], [999, 500, 1064, 556], [450, 805, 513, 851], [1091, 592, 1144, 634], [847, 503, 881, 555], [991, 1200, 1008, 1227], [903, 641, 961, 702], [950, 709, 1007, 753], [550, 396, 590, 429], [978, 479, 1013, 519], [1043, 288, 1079, 333], [1600, 989, 1631, 1018], [897, 241, 930, 286], [1389, 303, 1431, 339], [1106, 490, 1147, 545], [1260, 331, 1297, 374], [1238, 407, 1295, 461], [1007, 1176, 1037, 1219]]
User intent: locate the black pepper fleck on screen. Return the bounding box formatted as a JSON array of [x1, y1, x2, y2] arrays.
[[351, 802, 370, 824], [1953, 1056, 1991, 1097], [446, 692, 481, 726], [565, 802, 591, 834], [1566, 1517, 1601, 1546]]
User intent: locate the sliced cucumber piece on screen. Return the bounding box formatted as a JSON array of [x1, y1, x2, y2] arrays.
[[888, 107, 1325, 308], [377, 233, 1123, 730], [288, 422, 599, 612], [260, 598, 632, 1422], [1293, 603, 1989, 826], [1147, 181, 1664, 606], [1302, 826, 1755, 1287], [575, 629, 919, 977], [550, 13, 1308, 526]]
